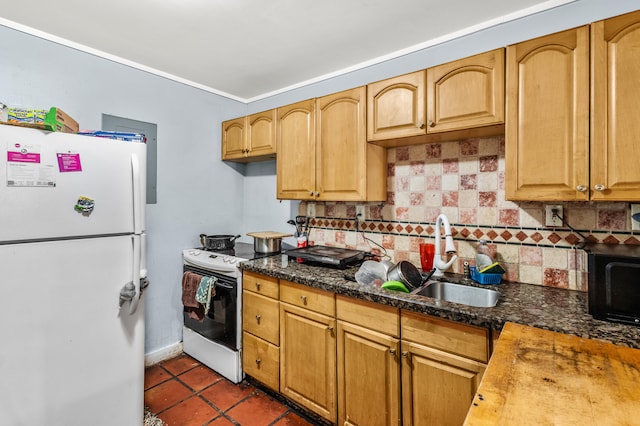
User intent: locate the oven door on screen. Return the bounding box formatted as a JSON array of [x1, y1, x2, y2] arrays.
[[183, 264, 239, 350]]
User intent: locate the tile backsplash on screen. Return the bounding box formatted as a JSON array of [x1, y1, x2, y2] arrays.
[[301, 136, 639, 291]]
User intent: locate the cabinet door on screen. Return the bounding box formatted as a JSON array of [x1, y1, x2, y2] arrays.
[[280, 303, 336, 422], [247, 109, 276, 159], [401, 341, 486, 426], [221, 117, 247, 160], [505, 27, 590, 201], [243, 291, 279, 345], [367, 71, 427, 141], [276, 99, 316, 200], [337, 321, 401, 426], [316, 87, 386, 202], [426, 49, 505, 133], [591, 11, 640, 201], [242, 331, 279, 391]]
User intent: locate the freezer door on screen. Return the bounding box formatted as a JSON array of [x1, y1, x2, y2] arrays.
[[0, 236, 144, 425], [0, 125, 146, 242]]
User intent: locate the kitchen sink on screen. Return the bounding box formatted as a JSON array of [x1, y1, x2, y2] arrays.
[[411, 281, 500, 308]]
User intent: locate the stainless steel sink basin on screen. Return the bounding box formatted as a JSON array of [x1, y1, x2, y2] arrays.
[[411, 281, 500, 308]]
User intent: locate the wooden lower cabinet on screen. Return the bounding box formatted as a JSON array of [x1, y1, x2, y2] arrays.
[[242, 271, 280, 391], [401, 341, 486, 426], [337, 321, 401, 426], [242, 331, 279, 391], [401, 310, 489, 426], [280, 302, 337, 422], [336, 295, 401, 426], [243, 273, 491, 425]]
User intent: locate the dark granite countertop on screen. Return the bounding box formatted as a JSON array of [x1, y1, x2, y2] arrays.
[[239, 255, 640, 349]]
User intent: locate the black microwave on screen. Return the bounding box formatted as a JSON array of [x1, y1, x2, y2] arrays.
[[586, 243, 640, 325]]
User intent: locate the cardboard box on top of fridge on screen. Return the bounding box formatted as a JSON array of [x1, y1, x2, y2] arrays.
[[7, 108, 47, 125], [4, 106, 79, 134], [45, 107, 79, 133]]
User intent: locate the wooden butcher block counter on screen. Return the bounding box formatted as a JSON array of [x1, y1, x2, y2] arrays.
[[464, 322, 640, 425]]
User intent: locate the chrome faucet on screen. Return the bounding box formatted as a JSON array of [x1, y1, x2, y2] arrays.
[[433, 214, 457, 277]]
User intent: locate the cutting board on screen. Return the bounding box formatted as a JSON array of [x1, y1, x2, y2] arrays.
[[464, 322, 640, 425], [246, 231, 292, 239]]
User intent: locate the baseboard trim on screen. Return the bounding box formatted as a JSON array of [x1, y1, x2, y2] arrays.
[[144, 341, 183, 367]]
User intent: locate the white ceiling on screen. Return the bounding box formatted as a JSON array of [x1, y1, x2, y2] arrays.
[[0, 0, 573, 102]]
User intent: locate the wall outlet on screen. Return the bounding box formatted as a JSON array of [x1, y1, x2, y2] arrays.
[[355, 205, 365, 219], [306, 203, 316, 218], [631, 204, 640, 231], [545, 205, 564, 227]]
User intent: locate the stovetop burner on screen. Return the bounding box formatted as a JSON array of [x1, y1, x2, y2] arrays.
[[196, 242, 255, 260]]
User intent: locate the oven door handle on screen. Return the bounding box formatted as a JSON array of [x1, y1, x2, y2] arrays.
[[215, 281, 234, 290]]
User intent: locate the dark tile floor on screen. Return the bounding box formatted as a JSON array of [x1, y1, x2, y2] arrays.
[[144, 354, 316, 426]]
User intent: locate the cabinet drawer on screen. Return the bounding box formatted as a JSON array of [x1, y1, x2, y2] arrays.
[[336, 295, 399, 338], [280, 280, 335, 316], [243, 271, 279, 299], [401, 310, 489, 362], [242, 332, 279, 391], [243, 291, 279, 345]]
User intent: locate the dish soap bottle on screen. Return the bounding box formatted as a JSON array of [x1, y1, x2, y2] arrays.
[[475, 240, 493, 272]]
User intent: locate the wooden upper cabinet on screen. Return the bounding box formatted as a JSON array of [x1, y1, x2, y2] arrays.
[[221, 117, 246, 160], [221, 110, 276, 162], [277, 89, 386, 202], [427, 48, 505, 133], [276, 99, 316, 200], [367, 70, 426, 141], [367, 50, 505, 147], [590, 10, 640, 201], [505, 27, 590, 201], [317, 87, 386, 202]]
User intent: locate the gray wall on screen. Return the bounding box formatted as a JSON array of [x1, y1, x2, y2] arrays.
[[1, 0, 639, 357]]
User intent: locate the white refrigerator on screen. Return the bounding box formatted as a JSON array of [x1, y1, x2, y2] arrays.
[[0, 124, 147, 425]]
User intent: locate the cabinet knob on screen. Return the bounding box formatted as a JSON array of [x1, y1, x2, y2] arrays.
[[309, 191, 314, 196], [255, 282, 261, 290], [418, 121, 425, 129], [315, 192, 320, 197], [327, 326, 334, 333], [427, 120, 435, 128], [255, 358, 261, 365], [594, 184, 606, 191], [389, 348, 397, 356], [300, 295, 307, 304], [255, 314, 261, 323], [576, 185, 588, 192], [401, 351, 409, 359]]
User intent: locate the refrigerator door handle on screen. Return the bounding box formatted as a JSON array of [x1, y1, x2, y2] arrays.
[[124, 234, 141, 315], [131, 153, 143, 235]]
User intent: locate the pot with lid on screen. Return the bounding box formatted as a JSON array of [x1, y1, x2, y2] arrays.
[[199, 234, 240, 251], [247, 231, 293, 254]]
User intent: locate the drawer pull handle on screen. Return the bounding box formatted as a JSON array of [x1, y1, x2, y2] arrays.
[[255, 314, 261, 323], [300, 295, 307, 304]]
